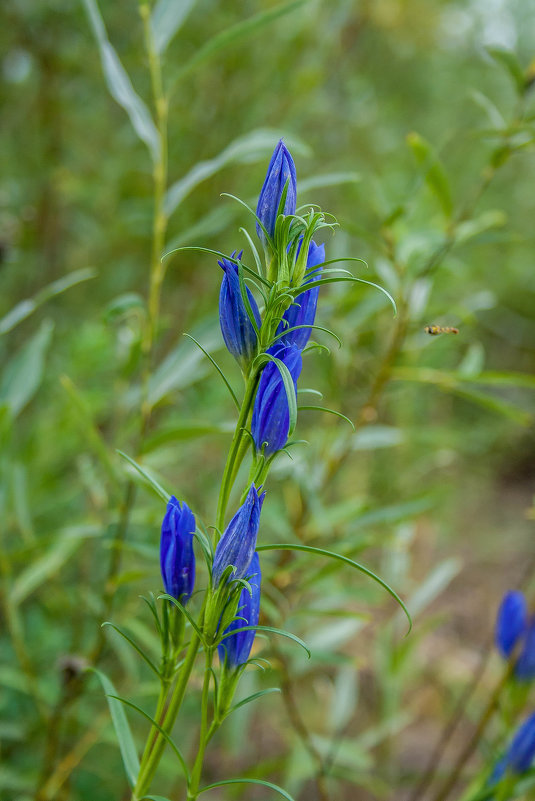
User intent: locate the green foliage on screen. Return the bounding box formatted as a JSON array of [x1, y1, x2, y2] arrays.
[[2, 0, 535, 799]]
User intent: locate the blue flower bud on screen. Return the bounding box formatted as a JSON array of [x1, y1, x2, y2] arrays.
[[495, 591, 528, 658], [218, 553, 261, 669], [251, 342, 302, 457], [490, 711, 535, 784], [256, 140, 297, 243], [160, 496, 196, 603], [212, 485, 265, 586], [516, 620, 535, 680], [219, 253, 261, 369], [277, 240, 325, 349]]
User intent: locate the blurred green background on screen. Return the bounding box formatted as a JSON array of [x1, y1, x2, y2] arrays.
[[1, 1, 535, 799]]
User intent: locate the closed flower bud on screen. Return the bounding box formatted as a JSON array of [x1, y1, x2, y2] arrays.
[[490, 711, 535, 784], [218, 553, 261, 669], [277, 240, 325, 349], [251, 343, 302, 457], [516, 620, 535, 680], [256, 140, 297, 244], [495, 590, 528, 658], [160, 497, 196, 603], [219, 253, 261, 369], [212, 485, 265, 586]]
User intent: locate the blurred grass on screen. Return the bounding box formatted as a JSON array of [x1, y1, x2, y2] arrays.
[[1, 1, 535, 800]]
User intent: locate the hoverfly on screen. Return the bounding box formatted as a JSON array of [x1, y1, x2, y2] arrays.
[[424, 325, 459, 336], [424, 325, 459, 337]]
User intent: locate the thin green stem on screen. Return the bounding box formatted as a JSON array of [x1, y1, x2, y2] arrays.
[[187, 650, 214, 801], [215, 372, 260, 534], [132, 629, 201, 800]]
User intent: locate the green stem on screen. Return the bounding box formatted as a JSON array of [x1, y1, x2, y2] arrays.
[[187, 650, 214, 801], [132, 630, 201, 800], [215, 372, 259, 535]]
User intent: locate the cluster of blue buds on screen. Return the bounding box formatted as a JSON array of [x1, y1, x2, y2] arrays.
[[217, 140, 326, 457], [160, 496, 196, 603], [490, 710, 535, 784], [495, 590, 535, 679], [212, 484, 265, 586], [218, 553, 261, 669]]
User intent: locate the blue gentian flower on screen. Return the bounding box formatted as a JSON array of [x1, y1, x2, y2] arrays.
[[218, 553, 261, 669], [160, 496, 196, 603], [495, 591, 528, 658], [256, 140, 297, 243], [219, 252, 261, 369], [212, 485, 265, 586], [490, 711, 535, 784], [277, 240, 325, 349], [251, 342, 303, 457], [516, 620, 535, 680]]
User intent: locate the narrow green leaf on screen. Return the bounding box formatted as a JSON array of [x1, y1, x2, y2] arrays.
[[101, 622, 160, 677], [158, 594, 205, 642], [256, 544, 412, 633], [273, 324, 342, 348], [0, 320, 54, 418], [227, 687, 281, 716], [407, 131, 453, 217], [260, 354, 298, 437], [107, 695, 190, 782], [150, 0, 196, 55], [90, 669, 140, 787], [219, 624, 311, 659], [183, 333, 240, 409], [199, 777, 297, 800], [298, 405, 355, 431], [82, 0, 159, 161], [116, 450, 170, 501], [172, 0, 307, 84], [0, 268, 96, 335], [293, 275, 397, 315], [487, 46, 526, 94], [165, 129, 305, 217], [164, 245, 271, 287]]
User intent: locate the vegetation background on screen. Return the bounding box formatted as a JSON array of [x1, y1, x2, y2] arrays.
[[1, 1, 534, 800]]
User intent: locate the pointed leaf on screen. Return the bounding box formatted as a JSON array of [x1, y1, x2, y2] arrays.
[[107, 695, 190, 781], [487, 46, 526, 94], [0, 320, 53, 418], [150, 0, 196, 55], [82, 0, 159, 161], [116, 450, 170, 501], [0, 269, 96, 335], [172, 0, 308, 84], [199, 778, 297, 800], [407, 131, 453, 217], [165, 129, 306, 217], [256, 544, 412, 633], [90, 669, 140, 787]]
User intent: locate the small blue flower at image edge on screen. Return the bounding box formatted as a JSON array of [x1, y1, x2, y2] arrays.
[[218, 552, 262, 669], [160, 496, 196, 603], [212, 485, 265, 587], [219, 251, 261, 369], [495, 590, 528, 658], [277, 239, 325, 349], [490, 710, 535, 784], [256, 139, 297, 243], [251, 342, 303, 457]]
